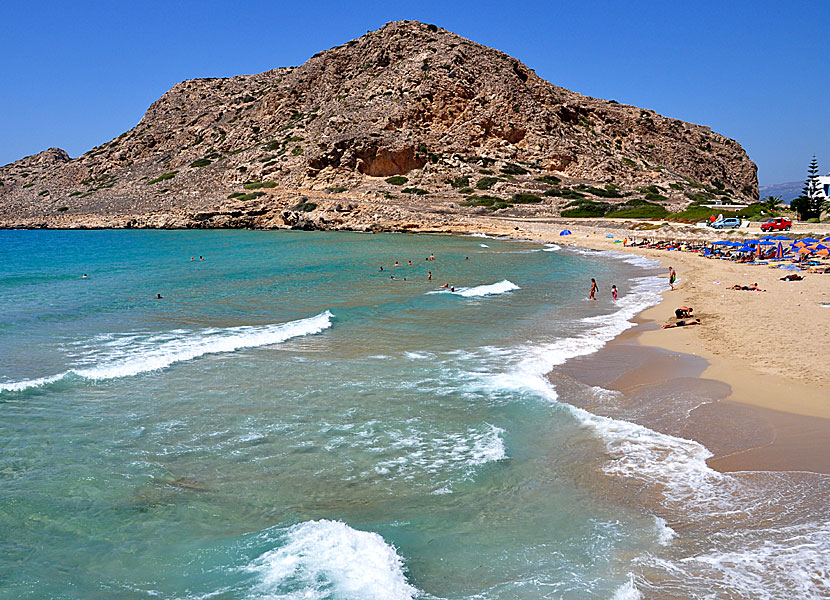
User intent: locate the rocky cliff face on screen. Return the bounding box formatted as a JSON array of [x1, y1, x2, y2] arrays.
[[0, 20, 758, 228]]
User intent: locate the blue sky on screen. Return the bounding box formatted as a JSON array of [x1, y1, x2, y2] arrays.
[[1, 0, 826, 186]]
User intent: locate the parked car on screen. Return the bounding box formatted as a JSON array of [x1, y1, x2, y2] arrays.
[[710, 217, 742, 229], [760, 217, 792, 232]]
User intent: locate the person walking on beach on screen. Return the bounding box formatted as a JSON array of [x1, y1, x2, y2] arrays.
[[611, 285, 618, 301], [668, 266, 676, 290], [589, 278, 598, 300]]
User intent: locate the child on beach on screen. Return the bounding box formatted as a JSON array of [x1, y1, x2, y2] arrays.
[[611, 285, 618, 301], [589, 278, 598, 300]]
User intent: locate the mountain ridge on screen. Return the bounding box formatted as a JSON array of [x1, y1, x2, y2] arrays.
[[0, 20, 758, 229]]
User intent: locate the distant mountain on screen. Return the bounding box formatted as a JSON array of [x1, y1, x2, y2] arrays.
[[0, 20, 758, 229], [758, 181, 803, 204]]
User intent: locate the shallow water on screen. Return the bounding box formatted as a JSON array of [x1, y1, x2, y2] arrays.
[[0, 230, 826, 599]]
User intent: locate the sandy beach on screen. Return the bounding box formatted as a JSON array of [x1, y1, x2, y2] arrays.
[[453, 216, 830, 474]]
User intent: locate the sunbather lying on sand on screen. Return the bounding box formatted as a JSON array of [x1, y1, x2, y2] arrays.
[[661, 318, 702, 329], [780, 274, 804, 281], [729, 283, 766, 291]]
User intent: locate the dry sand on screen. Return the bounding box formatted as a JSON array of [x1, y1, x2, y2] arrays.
[[452, 216, 830, 473]]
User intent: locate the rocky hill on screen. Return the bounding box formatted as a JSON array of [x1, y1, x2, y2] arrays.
[[0, 20, 758, 229]]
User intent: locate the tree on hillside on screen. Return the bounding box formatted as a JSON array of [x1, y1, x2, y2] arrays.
[[791, 156, 826, 220]]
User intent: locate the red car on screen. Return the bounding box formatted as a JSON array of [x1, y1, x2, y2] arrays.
[[760, 217, 792, 232]]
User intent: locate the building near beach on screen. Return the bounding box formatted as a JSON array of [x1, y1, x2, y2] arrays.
[[818, 174, 830, 199]]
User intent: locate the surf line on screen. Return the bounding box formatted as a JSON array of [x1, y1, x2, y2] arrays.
[[0, 311, 334, 393]]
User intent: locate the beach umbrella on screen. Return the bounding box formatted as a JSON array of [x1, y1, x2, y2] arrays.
[[797, 247, 813, 254], [770, 235, 792, 241], [792, 240, 808, 248], [559, 229, 572, 236], [777, 242, 783, 259], [743, 239, 760, 245], [810, 244, 829, 250], [780, 264, 801, 270], [758, 240, 777, 245], [712, 240, 733, 245], [817, 248, 830, 256], [736, 246, 755, 252], [822, 236, 830, 242], [801, 238, 820, 243]]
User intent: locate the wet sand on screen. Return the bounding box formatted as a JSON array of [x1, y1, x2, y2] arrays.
[[554, 317, 830, 474], [446, 216, 830, 475]]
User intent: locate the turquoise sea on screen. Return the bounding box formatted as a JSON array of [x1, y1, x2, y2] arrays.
[[1, 230, 828, 599]]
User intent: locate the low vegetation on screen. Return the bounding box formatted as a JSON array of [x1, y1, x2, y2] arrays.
[[190, 158, 212, 168], [402, 187, 428, 195], [146, 172, 178, 185], [385, 176, 408, 186], [243, 181, 277, 190]]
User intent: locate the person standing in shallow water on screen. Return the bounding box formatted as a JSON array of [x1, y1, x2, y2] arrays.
[[669, 266, 676, 290], [589, 278, 598, 300], [611, 285, 618, 301]]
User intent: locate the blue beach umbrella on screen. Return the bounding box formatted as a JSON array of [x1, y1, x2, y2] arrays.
[[743, 239, 760, 245], [801, 238, 820, 243], [758, 241, 777, 245], [822, 236, 830, 243], [770, 235, 792, 241], [736, 245, 755, 252], [559, 229, 572, 236]]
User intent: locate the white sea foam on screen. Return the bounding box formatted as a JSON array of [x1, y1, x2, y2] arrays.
[[654, 516, 676, 546], [610, 574, 642, 600], [543, 243, 562, 252], [646, 521, 830, 600], [479, 243, 489, 247], [456, 280, 520, 297], [0, 311, 334, 392], [371, 422, 506, 483], [248, 520, 418, 600]]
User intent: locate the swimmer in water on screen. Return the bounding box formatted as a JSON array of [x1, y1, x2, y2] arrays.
[[156, 293, 163, 299], [428, 271, 432, 280], [394, 261, 399, 267], [450, 286, 455, 292], [81, 274, 88, 278], [441, 283, 449, 288], [380, 266, 384, 272]]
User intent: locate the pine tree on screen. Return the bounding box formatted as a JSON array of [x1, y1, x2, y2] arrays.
[[792, 156, 826, 220], [802, 155, 820, 201]]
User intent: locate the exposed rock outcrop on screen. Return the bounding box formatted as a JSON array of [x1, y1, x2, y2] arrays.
[[0, 20, 758, 228]]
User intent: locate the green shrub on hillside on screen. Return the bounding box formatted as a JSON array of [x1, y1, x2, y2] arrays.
[[190, 158, 212, 168], [544, 187, 586, 200], [560, 199, 611, 218], [535, 175, 561, 185], [475, 176, 499, 190], [512, 193, 542, 204], [447, 175, 470, 189], [501, 163, 528, 175], [575, 184, 626, 198], [385, 176, 408, 186], [402, 187, 428, 195], [146, 172, 178, 185], [243, 181, 277, 190], [606, 199, 669, 218], [461, 195, 507, 210]]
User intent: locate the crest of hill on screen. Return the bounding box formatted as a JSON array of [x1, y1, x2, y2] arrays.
[[0, 20, 758, 227]]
